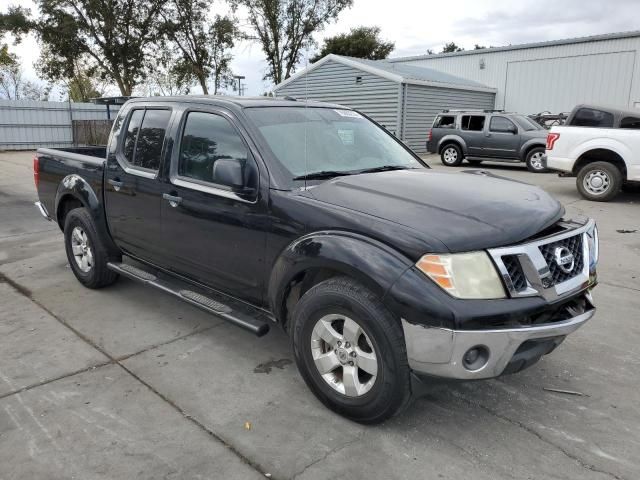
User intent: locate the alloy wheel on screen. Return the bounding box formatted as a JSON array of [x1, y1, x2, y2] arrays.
[[70, 226, 94, 273], [310, 314, 379, 397], [443, 147, 458, 164], [583, 170, 611, 195]]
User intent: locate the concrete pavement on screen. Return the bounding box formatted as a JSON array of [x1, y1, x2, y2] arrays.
[[0, 150, 638, 479]]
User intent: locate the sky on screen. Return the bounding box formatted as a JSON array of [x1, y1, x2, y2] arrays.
[[2, 0, 640, 98]]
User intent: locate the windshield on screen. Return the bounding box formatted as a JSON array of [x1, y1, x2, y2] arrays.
[[244, 107, 423, 184], [513, 115, 543, 131]]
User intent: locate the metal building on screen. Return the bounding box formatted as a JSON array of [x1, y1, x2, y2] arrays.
[[388, 31, 640, 115], [273, 54, 496, 153]]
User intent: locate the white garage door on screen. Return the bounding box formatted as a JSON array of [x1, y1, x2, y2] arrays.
[[504, 51, 635, 114]]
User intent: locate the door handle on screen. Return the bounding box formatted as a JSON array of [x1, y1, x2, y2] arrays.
[[163, 193, 182, 207], [108, 178, 123, 192]]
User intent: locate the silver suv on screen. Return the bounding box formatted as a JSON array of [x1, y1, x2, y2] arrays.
[[426, 110, 549, 172]]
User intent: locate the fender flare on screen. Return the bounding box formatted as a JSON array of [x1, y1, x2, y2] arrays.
[[571, 139, 631, 172], [519, 140, 545, 161], [267, 230, 414, 323], [437, 135, 467, 155], [54, 174, 120, 253]]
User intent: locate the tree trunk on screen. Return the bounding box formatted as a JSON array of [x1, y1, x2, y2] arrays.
[[199, 75, 209, 95]]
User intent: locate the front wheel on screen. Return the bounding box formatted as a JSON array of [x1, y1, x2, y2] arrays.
[[525, 147, 548, 173], [440, 144, 463, 166], [291, 277, 412, 424], [576, 161, 623, 202]]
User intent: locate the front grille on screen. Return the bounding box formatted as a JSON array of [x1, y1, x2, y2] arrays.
[[539, 234, 584, 285], [502, 255, 527, 292]]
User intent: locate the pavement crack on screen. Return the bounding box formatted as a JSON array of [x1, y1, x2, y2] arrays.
[[291, 432, 364, 479], [451, 392, 626, 480], [0, 361, 114, 401]]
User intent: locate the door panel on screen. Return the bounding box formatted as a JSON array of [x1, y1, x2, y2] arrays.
[[483, 116, 520, 158], [105, 107, 172, 262], [460, 115, 486, 156], [161, 109, 267, 305]]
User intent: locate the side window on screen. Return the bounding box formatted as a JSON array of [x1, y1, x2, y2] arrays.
[[490, 116, 517, 133], [620, 116, 640, 129], [461, 115, 485, 131], [123, 109, 144, 163], [122, 108, 171, 171], [572, 108, 614, 128], [133, 110, 172, 170], [434, 115, 456, 128], [178, 111, 254, 188]]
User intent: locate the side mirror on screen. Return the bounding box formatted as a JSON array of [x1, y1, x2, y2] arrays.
[[509, 125, 518, 134], [213, 158, 245, 190]]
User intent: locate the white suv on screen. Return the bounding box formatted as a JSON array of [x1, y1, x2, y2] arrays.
[[545, 104, 640, 201]]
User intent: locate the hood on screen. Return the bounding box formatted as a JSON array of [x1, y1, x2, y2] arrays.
[[305, 169, 564, 252]]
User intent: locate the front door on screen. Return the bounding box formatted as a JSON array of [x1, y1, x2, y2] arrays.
[[160, 108, 268, 305], [105, 107, 173, 263], [483, 116, 521, 158]]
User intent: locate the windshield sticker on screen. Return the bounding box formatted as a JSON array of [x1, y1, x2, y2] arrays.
[[337, 129, 355, 145], [334, 109, 363, 119]]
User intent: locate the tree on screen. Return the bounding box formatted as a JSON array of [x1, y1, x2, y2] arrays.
[[426, 49, 434, 55], [441, 42, 463, 53], [0, 44, 50, 100], [1, 0, 170, 96], [311, 26, 393, 62], [474, 44, 486, 50], [162, 0, 238, 95], [230, 0, 353, 85]]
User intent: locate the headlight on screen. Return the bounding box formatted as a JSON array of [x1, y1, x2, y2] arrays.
[[416, 252, 506, 299]]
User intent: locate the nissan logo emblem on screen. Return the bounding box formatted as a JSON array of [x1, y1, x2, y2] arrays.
[[554, 247, 575, 274]]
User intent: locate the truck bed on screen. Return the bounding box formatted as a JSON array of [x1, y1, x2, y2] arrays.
[[36, 146, 107, 226]]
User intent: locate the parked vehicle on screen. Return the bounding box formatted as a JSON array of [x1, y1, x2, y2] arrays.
[[545, 104, 640, 201], [34, 97, 598, 424], [427, 110, 549, 172]]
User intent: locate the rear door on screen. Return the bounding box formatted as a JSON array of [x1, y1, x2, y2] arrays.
[[160, 107, 268, 305], [104, 106, 173, 263], [484, 115, 520, 158], [460, 115, 486, 156]]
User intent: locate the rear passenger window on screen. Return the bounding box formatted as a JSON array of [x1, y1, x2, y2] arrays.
[[572, 108, 614, 128], [122, 108, 171, 171], [461, 115, 485, 131], [620, 116, 640, 129], [434, 115, 456, 128]]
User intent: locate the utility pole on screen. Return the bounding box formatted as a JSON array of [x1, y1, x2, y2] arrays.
[[233, 75, 246, 96]]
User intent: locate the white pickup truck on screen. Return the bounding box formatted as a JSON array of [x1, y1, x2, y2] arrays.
[[545, 104, 640, 201]]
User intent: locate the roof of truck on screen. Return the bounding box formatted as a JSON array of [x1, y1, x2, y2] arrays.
[[126, 95, 348, 109]]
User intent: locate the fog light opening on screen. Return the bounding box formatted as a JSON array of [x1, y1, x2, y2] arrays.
[[462, 346, 489, 371]]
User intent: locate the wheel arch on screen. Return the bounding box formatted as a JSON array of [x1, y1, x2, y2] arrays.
[[573, 148, 628, 178], [268, 231, 413, 331], [521, 141, 545, 161], [55, 174, 120, 254], [437, 135, 467, 155]]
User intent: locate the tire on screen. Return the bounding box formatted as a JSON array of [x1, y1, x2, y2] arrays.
[[440, 144, 463, 167], [63, 208, 120, 288], [576, 161, 623, 202], [291, 277, 412, 424], [525, 147, 548, 173]]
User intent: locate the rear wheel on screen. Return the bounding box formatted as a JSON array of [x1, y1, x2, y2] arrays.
[[576, 161, 623, 202], [440, 144, 463, 167], [525, 147, 548, 173], [64, 208, 120, 288], [291, 277, 412, 424]]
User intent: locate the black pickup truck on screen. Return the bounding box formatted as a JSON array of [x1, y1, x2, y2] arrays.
[[34, 96, 599, 424]]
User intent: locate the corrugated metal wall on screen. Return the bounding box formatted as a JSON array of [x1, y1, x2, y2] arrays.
[[402, 85, 495, 153], [275, 59, 401, 135], [395, 35, 640, 113], [0, 100, 119, 150]]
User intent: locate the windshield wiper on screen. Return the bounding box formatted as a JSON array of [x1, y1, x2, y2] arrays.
[[293, 170, 354, 181], [355, 165, 412, 174]]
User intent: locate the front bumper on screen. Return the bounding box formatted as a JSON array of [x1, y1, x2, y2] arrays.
[[402, 293, 595, 380]]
